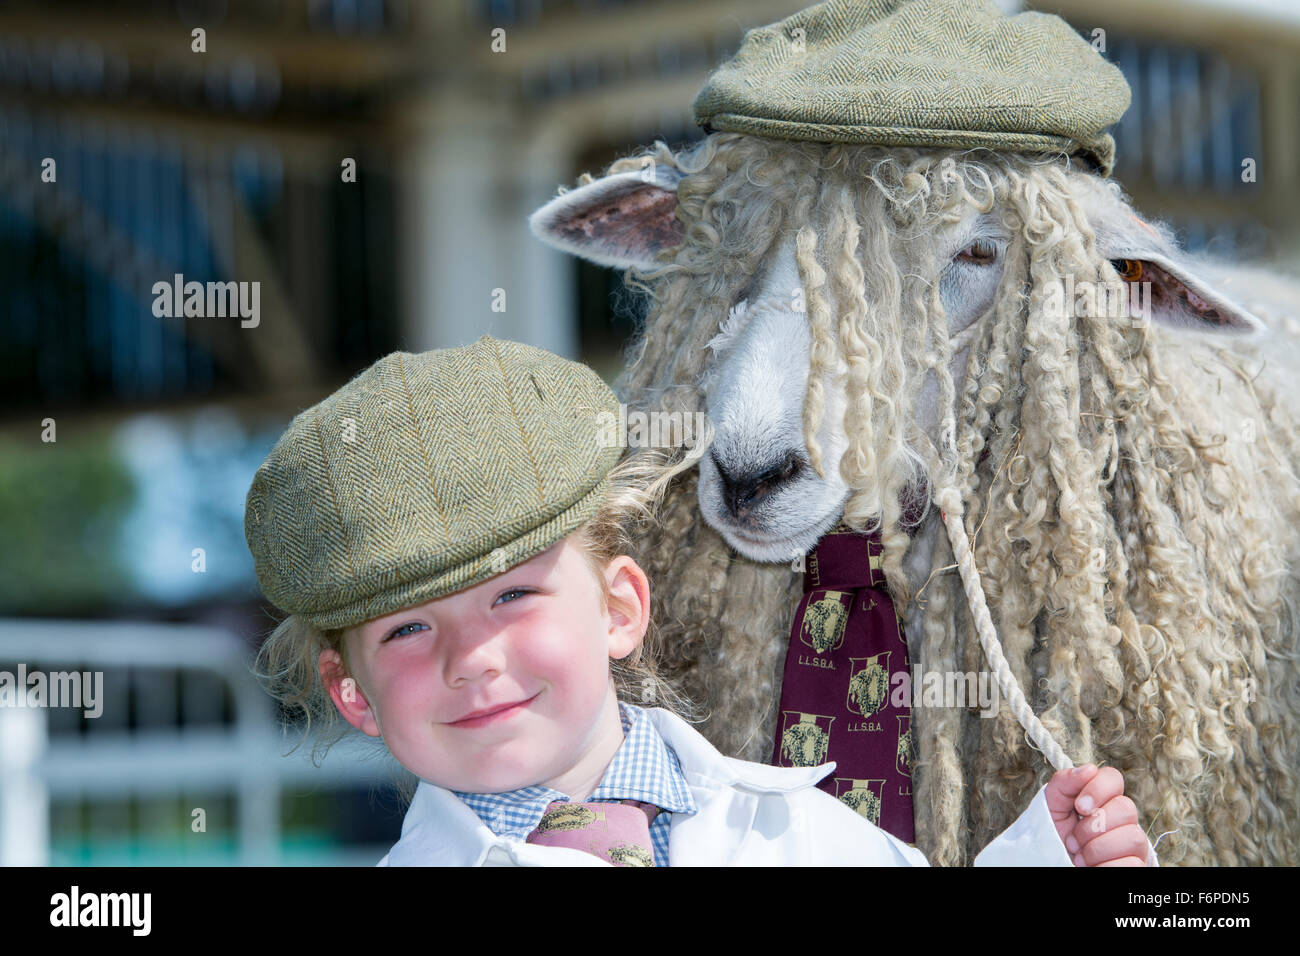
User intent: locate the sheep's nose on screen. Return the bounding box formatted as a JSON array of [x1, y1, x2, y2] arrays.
[[714, 449, 804, 519]]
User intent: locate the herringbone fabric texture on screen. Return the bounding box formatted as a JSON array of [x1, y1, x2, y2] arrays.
[[244, 335, 622, 631], [693, 0, 1131, 176]]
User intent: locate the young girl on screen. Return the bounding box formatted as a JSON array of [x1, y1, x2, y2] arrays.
[[245, 335, 1156, 866]]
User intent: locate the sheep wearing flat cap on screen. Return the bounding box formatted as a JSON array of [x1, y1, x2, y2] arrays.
[[529, 0, 1300, 866]]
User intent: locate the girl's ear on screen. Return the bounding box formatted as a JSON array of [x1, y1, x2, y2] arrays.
[[319, 648, 382, 738], [603, 556, 650, 661]]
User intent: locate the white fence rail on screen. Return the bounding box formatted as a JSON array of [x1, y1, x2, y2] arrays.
[[0, 617, 404, 866]]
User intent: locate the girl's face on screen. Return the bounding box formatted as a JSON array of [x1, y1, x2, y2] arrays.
[[320, 536, 648, 796]]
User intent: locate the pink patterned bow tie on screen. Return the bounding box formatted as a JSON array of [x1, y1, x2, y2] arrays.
[[525, 800, 661, 866]]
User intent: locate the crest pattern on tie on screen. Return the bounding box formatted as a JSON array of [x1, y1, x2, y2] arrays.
[[525, 800, 660, 866], [770, 522, 915, 843]]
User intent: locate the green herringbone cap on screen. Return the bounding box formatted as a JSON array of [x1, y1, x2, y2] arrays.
[[694, 0, 1131, 176], [244, 335, 622, 631]]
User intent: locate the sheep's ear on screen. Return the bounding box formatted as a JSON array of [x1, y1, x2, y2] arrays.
[[1107, 240, 1265, 335], [528, 164, 684, 271], [1087, 204, 1264, 335]]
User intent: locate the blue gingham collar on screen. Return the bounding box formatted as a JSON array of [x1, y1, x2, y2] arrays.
[[381, 707, 836, 865], [456, 701, 697, 838]]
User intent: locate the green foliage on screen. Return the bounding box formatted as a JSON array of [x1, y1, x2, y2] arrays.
[[0, 434, 136, 614]]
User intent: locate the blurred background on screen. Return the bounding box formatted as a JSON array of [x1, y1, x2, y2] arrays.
[[0, 0, 1295, 866]]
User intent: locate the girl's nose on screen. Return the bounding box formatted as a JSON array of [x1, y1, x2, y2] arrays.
[[444, 629, 510, 686]]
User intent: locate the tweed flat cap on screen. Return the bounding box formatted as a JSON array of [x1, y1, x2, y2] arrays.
[[244, 335, 622, 631], [693, 0, 1131, 176]]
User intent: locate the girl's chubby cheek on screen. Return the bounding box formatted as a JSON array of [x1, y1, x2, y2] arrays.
[[512, 627, 577, 667]]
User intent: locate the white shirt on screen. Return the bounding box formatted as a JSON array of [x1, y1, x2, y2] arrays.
[[377, 706, 1157, 866]]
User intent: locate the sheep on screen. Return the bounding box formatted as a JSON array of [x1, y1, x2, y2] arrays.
[[780, 715, 831, 767], [529, 132, 1300, 865], [848, 656, 889, 717], [802, 595, 848, 654], [840, 784, 883, 825]]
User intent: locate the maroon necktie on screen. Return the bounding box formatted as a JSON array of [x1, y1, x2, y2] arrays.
[[770, 522, 915, 843]]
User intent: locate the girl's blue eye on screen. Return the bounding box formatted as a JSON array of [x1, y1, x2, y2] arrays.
[[381, 589, 531, 642], [385, 622, 427, 642], [495, 587, 531, 606]]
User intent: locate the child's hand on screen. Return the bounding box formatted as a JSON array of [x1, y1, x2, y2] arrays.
[[1045, 764, 1151, 866]]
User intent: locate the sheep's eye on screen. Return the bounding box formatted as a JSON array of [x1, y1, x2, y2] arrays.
[[955, 239, 998, 266], [1112, 258, 1144, 281]]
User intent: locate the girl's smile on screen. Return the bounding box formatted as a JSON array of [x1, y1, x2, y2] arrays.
[[447, 691, 541, 728]]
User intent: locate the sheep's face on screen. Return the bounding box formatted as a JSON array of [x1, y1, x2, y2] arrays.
[[695, 212, 1010, 562], [529, 147, 1264, 566]]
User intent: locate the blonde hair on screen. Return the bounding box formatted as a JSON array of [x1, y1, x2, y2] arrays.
[[252, 437, 708, 806], [600, 132, 1300, 866]]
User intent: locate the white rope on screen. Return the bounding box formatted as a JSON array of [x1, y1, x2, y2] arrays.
[[933, 486, 1074, 772], [947, 321, 984, 353]]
